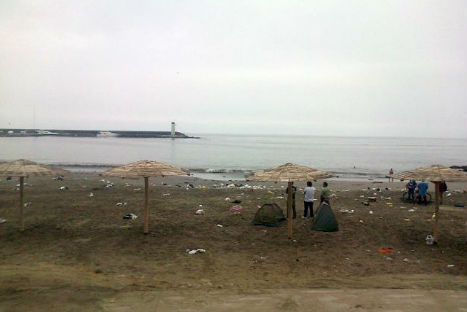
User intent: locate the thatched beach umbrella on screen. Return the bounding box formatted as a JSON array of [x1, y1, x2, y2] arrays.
[[0, 159, 68, 231], [247, 163, 335, 239], [103, 160, 188, 234], [395, 165, 467, 243]]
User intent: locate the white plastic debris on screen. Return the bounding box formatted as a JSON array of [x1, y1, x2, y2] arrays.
[[369, 210, 373, 214], [23, 202, 32, 207], [58, 186, 68, 190], [425, 235, 434, 245], [447, 264, 455, 268], [339, 209, 354, 214], [195, 209, 205, 215], [186, 249, 206, 255], [403, 258, 409, 262], [123, 213, 137, 220], [133, 188, 141, 191], [116, 202, 127, 206], [89, 192, 94, 197], [162, 193, 170, 196], [225, 197, 231, 201], [216, 224, 223, 228], [408, 209, 415, 212], [0, 218, 6, 224]]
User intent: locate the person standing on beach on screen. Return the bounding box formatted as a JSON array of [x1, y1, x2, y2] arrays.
[[303, 181, 315, 218], [286, 185, 297, 219], [438, 180, 447, 204], [320, 182, 331, 204], [389, 168, 394, 182], [417, 179, 429, 205], [406, 179, 417, 202]]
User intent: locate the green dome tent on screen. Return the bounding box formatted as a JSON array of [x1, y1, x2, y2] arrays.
[[253, 203, 286, 227], [311, 203, 339, 232]]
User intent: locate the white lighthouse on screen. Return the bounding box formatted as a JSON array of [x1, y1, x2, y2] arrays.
[[171, 122, 176, 138]]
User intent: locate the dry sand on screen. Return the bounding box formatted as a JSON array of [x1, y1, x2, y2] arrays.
[[0, 173, 466, 311]]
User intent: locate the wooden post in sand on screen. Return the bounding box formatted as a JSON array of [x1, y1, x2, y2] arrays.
[[144, 176, 149, 234], [19, 176, 24, 232], [432, 182, 440, 242], [287, 181, 293, 239]]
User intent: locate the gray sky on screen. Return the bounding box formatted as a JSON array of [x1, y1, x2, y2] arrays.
[[1, 0, 466, 138]]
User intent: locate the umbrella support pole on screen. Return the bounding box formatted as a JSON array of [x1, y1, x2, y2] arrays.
[[144, 177, 149, 234], [432, 182, 440, 243], [287, 181, 293, 239], [19, 176, 24, 232]]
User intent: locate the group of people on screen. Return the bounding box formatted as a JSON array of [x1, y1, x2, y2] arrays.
[[406, 179, 448, 205], [286, 181, 331, 219]]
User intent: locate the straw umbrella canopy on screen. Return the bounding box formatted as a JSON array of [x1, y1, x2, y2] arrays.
[[0, 159, 68, 231], [247, 163, 335, 182], [247, 163, 335, 239], [103, 160, 188, 234], [395, 165, 467, 243]]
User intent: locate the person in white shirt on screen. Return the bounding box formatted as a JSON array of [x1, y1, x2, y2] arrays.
[[303, 181, 316, 218]]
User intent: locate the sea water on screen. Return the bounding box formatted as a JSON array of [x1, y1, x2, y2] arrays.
[[0, 134, 466, 181]]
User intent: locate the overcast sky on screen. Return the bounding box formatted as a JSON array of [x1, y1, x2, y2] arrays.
[[0, 0, 466, 138]]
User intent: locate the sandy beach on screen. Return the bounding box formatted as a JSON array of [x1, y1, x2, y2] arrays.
[[0, 173, 466, 311]]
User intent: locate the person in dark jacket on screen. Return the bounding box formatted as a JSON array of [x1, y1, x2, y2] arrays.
[[439, 180, 447, 204], [406, 179, 417, 202], [285, 185, 297, 219]]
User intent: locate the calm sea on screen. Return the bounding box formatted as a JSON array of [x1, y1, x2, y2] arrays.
[[1, 134, 466, 181]]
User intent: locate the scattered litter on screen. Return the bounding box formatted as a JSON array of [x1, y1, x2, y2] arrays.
[[385, 256, 393, 261], [446, 193, 451, 197], [369, 210, 373, 214], [425, 235, 434, 245], [133, 188, 141, 191], [447, 264, 455, 268], [162, 193, 170, 196], [23, 202, 32, 207], [186, 249, 206, 255], [359, 195, 365, 198], [367, 197, 377, 202], [362, 201, 369, 206], [404, 218, 411, 222], [116, 202, 127, 206], [378, 248, 394, 254], [216, 224, 223, 228], [408, 209, 415, 212], [454, 203, 465, 208], [229, 205, 243, 214], [403, 258, 409, 262], [399, 206, 406, 209], [359, 220, 364, 223], [105, 183, 114, 188], [224, 197, 231, 201], [276, 196, 284, 199], [231, 199, 242, 204], [0, 218, 6, 224], [58, 186, 68, 190], [195, 209, 205, 215], [339, 209, 354, 214], [123, 213, 137, 220], [89, 192, 94, 197]]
